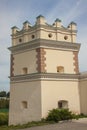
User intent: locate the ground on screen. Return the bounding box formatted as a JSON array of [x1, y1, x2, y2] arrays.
[[19, 119, 87, 130]]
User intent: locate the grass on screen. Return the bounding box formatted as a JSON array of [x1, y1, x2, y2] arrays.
[[0, 121, 55, 130], [0, 109, 9, 113]]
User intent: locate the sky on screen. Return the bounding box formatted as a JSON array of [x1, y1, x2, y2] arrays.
[[0, 0, 87, 91]]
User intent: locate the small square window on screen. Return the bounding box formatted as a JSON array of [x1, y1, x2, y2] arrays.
[[32, 35, 35, 39], [22, 67, 28, 74], [19, 38, 22, 42], [22, 101, 28, 109], [57, 66, 64, 73]]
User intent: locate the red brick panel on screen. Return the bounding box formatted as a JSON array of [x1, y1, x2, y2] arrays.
[[36, 48, 46, 73], [10, 54, 14, 76], [73, 51, 79, 74]]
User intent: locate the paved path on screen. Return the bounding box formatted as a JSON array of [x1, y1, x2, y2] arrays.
[[19, 119, 87, 130]]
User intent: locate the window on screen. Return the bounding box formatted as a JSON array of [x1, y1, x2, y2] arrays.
[[57, 66, 64, 73], [48, 33, 52, 38], [22, 67, 28, 74], [58, 100, 68, 109], [64, 35, 68, 40], [22, 101, 28, 109], [58, 101, 62, 108], [19, 38, 22, 42], [31, 35, 35, 39]]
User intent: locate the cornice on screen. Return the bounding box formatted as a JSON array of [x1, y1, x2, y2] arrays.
[[11, 24, 77, 37], [8, 39, 81, 54], [10, 73, 79, 82]]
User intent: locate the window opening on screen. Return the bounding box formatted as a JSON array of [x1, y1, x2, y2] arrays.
[[19, 38, 22, 42], [22, 67, 28, 74], [22, 101, 28, 109], [57, 66, 64, 73], [58, 100, 68, 109]]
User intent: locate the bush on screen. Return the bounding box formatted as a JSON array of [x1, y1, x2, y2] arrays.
[[58, 109, 73, 120], [0, 113, 8, 125], [46, 109, 61, 122], [77, 113, 87, 118], [46, 108, 78, 122]]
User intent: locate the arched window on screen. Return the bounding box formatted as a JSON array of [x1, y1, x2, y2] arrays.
[[22, 67, 28, 74], [58, 100, 68, 109], [57, 66, 64, 73]]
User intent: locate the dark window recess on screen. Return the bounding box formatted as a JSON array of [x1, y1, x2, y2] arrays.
[[19, 39, 22, 42], [58, 102, 62, 108], [64, 36, 68, 40], [32, 35, 35, 39], [48, 33, 52, 38]]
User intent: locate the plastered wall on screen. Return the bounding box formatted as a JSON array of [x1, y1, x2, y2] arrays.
[[79, 79, 87, 114], [9, 81, 41, 125], [13, 50, 37, 75], [45, 49, 75, 74], [41, 80, 80, 117]]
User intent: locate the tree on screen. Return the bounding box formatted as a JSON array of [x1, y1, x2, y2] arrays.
[[6, 92, 10, 98], [0, 91, 6, 97]]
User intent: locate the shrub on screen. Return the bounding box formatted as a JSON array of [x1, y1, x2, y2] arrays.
[[46, 108, 78, 122], [0, 113, 8, 125], [46, 109, 61, 122], [58, 109, 73, 120], [77, 113, 87, 118]]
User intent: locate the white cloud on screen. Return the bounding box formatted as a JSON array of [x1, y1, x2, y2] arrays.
[[46, 0, 87, 26]]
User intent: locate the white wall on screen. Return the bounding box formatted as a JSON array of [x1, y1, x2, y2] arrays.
[[9, 81, 41, 125], [79, 79, 87, 114], [41, 80, 80, 117], [14, 50, 37, 75], [45, 49, 75, 74]]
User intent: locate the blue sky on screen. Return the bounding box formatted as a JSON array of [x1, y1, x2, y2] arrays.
[[0, 0, 87, 91]]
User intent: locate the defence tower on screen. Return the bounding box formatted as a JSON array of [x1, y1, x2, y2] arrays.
[[9, 15, 84, 125]]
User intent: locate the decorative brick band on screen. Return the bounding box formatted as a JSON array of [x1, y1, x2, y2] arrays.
[[73, 51, 79, 74], [10, 54, 14, 76], [36, 48, 46, 73]]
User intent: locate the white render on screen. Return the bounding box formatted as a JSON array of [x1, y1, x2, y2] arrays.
[[41, 79, 80, 117], [45, 49, 75, 74], [13, 50, 37, 75], [9, 81, 41, 125]]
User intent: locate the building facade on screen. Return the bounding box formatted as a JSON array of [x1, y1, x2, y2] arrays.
[[9, 15, 87, 125]]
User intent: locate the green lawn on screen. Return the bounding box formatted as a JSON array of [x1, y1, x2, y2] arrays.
[[0, 109, 9, 113]]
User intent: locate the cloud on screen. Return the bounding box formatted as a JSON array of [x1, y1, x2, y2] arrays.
[[46, 0, 87, 26]]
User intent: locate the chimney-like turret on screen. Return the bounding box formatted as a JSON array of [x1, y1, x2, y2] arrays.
[[23, 21, 31, 30], [36, 15, 46, 25], [53, 18, 62, 27], [11, 26, 20, 35], [68, 22, 77, 30]]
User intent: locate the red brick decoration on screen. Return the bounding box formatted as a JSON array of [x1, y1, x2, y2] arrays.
[[10, 54, 14, 76], [73, 51, 79, 74], [36, 48, 46, 73]]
